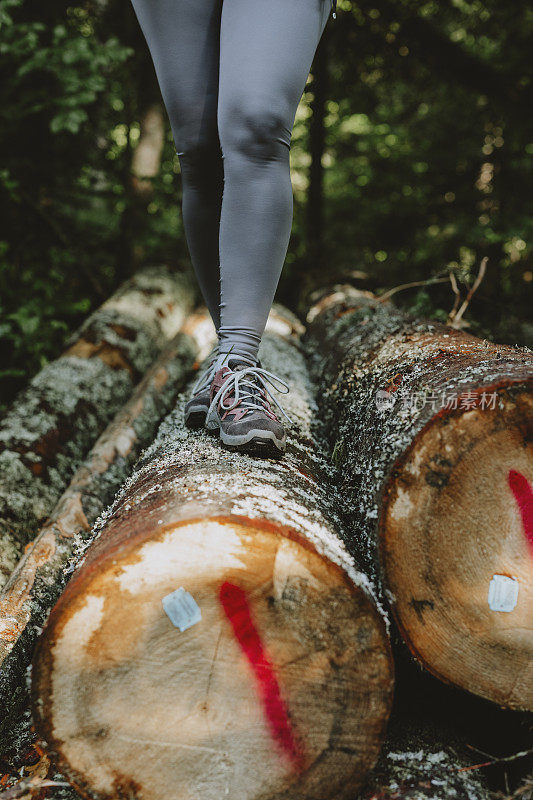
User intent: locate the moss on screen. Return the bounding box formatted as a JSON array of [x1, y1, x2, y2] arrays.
[[0, 267, 196, 586], [0, 334, 197, 746], [85, 329, 383, 616], [1, 308, 390, 789], [305, 286, 533, 605], [331, 437, 347, 467], [0, 357, 133, 579]]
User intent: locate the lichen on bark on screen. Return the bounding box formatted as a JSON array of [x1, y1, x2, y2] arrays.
[[0, 266, 195, 585], [81, 329, 380, 609], [304, 285, 533, 603], [0, 332, 198, 738], [2, 310, 391, 797]]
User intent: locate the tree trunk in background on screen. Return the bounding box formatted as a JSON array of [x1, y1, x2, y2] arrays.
[[306, 28, 329, 280], [0, 266, 196, 586], [0, 313, 214, 736], [113, 0, 161, 280], [305, 285, 533, 711], [31, 307, 393, 800], [131, 102, 166, 202], [129, 102, 166, 268]]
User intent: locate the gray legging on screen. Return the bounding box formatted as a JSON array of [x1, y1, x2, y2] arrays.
[[130, 0, 332, 362]]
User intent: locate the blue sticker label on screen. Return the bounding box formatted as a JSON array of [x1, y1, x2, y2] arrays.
[[162, 587, 202, 631], [487, 574, 519, 613]]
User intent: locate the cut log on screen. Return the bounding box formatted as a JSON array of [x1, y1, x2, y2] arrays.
[[31, 308, 393, 800], [305, 285, 533, 711], [0, 313, 215, 736], [0, 265, 195, 586]]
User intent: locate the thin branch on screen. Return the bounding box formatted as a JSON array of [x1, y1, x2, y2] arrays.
[[376, 276, 449, 303], [447, 272, 462, 322], [466, 743, 499, 761], [491, 774, 533, 800], [447, 257, 488, 328], [457, 748, 533, 773], [0, 779, 70, 800]]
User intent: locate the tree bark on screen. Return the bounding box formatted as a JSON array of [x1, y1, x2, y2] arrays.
[[129, 102, 166, 269], [0, 266, 196, 585], [305, 285, 533, 711], [31, 307, 393, 800], [0, 313, 216, 737], [130, 103, 166, 202]]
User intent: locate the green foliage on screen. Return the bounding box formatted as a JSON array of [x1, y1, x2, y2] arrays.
[[0, 0, 144, 408], [290, 0, 532, 341], [0, 260, 90, 389]]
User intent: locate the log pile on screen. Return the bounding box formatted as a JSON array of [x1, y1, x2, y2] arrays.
[[0, 266, 195, 586], [305, 285, 533, 712], [29, 308, 394, 800], [0, 274, 530, 800], [0, 314, 215, 736]]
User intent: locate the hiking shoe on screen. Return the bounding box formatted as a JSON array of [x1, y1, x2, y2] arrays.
[[205, 358, 291, 456], [184, 346, 219, 429]]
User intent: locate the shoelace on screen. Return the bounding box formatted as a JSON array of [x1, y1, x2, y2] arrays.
[[191, 345, 219, 395], [208, 366, 293, 424]]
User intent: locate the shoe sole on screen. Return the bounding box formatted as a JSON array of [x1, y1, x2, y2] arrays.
[[205, 416, 286, 457], [223, 435, 285, 459], [184, 406, 208, 429]]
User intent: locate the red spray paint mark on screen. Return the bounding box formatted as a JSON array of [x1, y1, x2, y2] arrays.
[[218, 581, 305, 771], [508, 469, 533, 553]]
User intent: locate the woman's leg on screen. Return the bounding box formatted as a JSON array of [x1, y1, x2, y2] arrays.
[[130, 0, 224, 330], [216, 0, 331, 362]]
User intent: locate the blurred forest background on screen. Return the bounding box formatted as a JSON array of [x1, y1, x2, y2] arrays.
[[1, 0, 532, 410]]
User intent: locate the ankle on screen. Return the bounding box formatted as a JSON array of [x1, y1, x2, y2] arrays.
[[214, 351, 258, 372], [216, 330, 261, 366]]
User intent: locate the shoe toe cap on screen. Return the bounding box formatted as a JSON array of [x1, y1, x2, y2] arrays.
[[185, 391, 210, 411]]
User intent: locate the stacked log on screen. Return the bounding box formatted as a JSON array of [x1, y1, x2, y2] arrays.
[[30, 308, 394, 800], [0, 266, 195, 586], [305, 285, 533, 711], [0, 313, 216, 737]]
